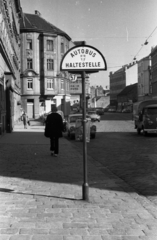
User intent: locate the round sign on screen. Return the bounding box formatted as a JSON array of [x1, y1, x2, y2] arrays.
[[60, 45, 107, 72]]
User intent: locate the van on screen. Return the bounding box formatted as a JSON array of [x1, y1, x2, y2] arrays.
[[133, 99, 157, 135]]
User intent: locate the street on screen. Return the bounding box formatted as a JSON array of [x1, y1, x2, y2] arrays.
[[1, 113, 157, 239], [68, 112, 157, 205]]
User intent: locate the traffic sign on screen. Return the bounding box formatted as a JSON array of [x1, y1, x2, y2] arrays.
[[60, 45, 107, 72]]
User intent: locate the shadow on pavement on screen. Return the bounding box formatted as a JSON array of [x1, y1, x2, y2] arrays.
[[0, 188, 81, 201], [0, 131, 157, 200]]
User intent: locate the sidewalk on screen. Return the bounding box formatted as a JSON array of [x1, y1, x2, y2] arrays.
[[0, 125, 157, 239]]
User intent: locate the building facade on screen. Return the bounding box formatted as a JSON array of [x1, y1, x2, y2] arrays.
[[109, 67, 126, 107], [109, 62, 138, 108], [20, 11, 72, 119], [138, 55, 152, 101], [117, 83, 137, 112], [89, 86, 110, 109], [0, 0, 22, 134], [150, 45, 157, 99]]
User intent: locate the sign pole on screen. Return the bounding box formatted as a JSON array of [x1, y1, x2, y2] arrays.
[[60, 42, 107, 202], [82, 70, 89, 201]]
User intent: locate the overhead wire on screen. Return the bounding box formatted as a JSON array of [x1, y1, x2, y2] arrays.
[[109, 25, 157, 70], [133, 25, 157, 60], [73, 26, 157, 70]]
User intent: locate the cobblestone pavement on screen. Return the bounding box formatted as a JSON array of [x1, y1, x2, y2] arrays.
[[0, 121, 157, 239], [72, 119, 157, 204]]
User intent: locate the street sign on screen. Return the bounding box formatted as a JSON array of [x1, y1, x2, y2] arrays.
[[60, 42, 107, 201], [60, 45, 107, 72]]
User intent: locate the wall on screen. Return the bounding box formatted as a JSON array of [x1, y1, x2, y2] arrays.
[[138, 56, 150, 101], [109, 68, 126, 106], [0, 0, 21, 133], [151, 46, 157, 98], [126, 63, 138, 86]]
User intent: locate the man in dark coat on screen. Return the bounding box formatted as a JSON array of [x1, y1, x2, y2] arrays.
[[45, 106, 64, 157]]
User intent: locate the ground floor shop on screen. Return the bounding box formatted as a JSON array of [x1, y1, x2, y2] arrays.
[[21, 94, 71, 119]]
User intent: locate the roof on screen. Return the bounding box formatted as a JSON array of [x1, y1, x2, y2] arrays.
[[134, 99, 157, 106], [145, 104, 157, 108], [117, 83, 137, 97], [20, 13, 71, 40], [112, 65, 127, 74]]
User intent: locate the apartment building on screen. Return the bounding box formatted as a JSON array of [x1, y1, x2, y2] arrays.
[[110, 62, 138, 108], [109, 66, 126, 107], [20, 10, 72, 119], [138, 55, 151, 101], [150, 45, 157, 99]]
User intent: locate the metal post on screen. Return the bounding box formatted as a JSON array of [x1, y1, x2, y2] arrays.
[[82, 71, 89, 201]]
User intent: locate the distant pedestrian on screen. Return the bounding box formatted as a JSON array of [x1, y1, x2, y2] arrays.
[[45, 106, 64, 157], [22, 112, 28, 129]]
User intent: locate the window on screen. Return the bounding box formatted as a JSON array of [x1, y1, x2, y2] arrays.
[[146, 108, 157, 115], [47, 59, 54, 70], [47, 79, 54, 89], [27, 39, 32, 49], [27, 78, 33, 89], [27, 59, 33, 69], [61, 80, 64, 90], [47, 40, 53, 51]]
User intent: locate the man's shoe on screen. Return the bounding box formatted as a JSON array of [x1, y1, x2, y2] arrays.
[[54, 154, 58, 157], [51, 151, 54, 156]]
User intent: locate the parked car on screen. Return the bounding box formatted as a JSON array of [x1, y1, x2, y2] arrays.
[[122, 108, 131, 113], [87, 111, 101, 122], [108, 107, 116, 112], [133, 99, 157, 135], [103, 106, 110, 112], [66, 114, 96, 139], [96, 107, 104, 115]]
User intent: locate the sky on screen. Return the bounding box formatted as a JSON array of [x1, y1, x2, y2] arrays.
[[20, 0, 157, 88]]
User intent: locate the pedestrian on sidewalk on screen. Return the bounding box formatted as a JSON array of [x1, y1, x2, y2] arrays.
[[45, 106, 64, 157], [21, 112, 29, 129]]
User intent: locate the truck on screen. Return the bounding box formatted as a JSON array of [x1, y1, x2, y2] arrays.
[[133, 99, 157, 135]]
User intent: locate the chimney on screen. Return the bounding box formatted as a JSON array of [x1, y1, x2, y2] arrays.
[[35, 10, 41, 17]]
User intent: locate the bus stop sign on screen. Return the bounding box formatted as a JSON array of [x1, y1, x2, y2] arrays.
[[60, 45, 107, 73]]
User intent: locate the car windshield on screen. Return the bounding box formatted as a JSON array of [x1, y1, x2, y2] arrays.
[[69, 115, 90, 123], [146, 108, 157, 115]]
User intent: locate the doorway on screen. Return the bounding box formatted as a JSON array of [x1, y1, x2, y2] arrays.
[[27, 103, 34, 119]]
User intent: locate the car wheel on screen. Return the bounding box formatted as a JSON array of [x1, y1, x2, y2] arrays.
[[143, 130, 147, 136], [70, 133, 74, 140]]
